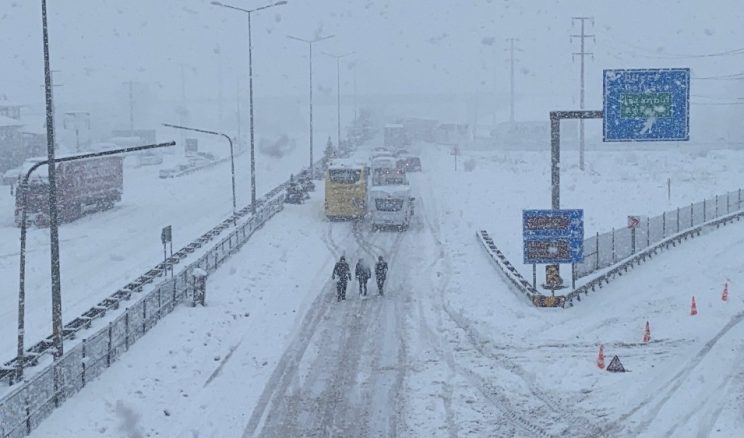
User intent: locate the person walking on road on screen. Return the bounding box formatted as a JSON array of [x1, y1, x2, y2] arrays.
[[332, 256, 352, 301], [355, 258, 372, 297], [375, 255, 388, 296]]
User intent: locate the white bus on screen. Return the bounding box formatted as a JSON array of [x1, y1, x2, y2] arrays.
[[369, 185, 415, 230]]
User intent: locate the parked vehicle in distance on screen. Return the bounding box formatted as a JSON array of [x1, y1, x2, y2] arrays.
[[136, 151, 163, 166], [396, 155, 422, 172], [15, 155, 124, 226], [158, 163, 190, 179]]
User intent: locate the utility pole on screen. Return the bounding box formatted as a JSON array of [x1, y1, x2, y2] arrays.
[[41, 70, 63, 138], [215, 44, 223, 127], [287, 34, 335, 179], [236, 77, 242, 149], [506, 38, 519, 123], [178, 63, 189, 151], [324, 52, 354, 153], [353, 62, 358, 121], [571, 17, 595, 171], [41, 0, 64, 361], [124, 81, 135, 136]]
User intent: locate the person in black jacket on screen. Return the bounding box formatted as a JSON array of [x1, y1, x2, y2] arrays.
[[375, 255, 388, 296], [355, 258, 372, 297], [332, 256, 352, 301]]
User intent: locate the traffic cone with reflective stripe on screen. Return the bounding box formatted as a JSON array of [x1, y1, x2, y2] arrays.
[[690, 296, 698, 316], [643, 321, 651, 343], [722, 283, 729, 302], [597, 344, 605, 369]]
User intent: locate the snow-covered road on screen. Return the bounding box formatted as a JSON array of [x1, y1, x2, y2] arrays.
[[28, 143, 744, 437]]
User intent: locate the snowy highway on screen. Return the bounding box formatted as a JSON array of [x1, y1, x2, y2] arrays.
[[0, 142, 311, 364], [25, 143, 744, 437]]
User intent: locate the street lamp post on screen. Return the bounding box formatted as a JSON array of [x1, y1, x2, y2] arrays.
[[16, 141, 176, 381], [40, 0, 64, 362], [287, 34, 335, 179], [211, 0, 287, 213], [162, 123, 237, 214], [323, 52, 354, 153]]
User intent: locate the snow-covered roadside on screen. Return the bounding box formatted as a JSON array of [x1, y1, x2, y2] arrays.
[[0, 140, 310, 367], [420, 144, 744, 436], [27, 142, 744, 437], [29, 192, 341, 438]]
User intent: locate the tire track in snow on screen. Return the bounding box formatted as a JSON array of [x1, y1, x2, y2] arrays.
[[242, 222, 356, 437], [250, 224, 407, 437], [416, 173, 601, 437], [608, 310, 744, 437]]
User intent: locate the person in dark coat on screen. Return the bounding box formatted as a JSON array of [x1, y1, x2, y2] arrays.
[[375, 255, 388, 296], [355, 258, 372, 297], [332, 256, 351, 301]]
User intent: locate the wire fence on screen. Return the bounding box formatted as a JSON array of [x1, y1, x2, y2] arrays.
[[575, 189, 744, 279], [0, 194, 285, 438]]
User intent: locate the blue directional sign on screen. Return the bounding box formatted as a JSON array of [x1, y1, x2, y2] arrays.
[[603, 68, 690, 142], [523, 209, 584, 264]]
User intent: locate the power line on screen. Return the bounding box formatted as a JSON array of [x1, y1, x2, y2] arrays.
[[571, 16, 594, 171], [693, 72, 744, 80], [616, 41, 744, 59]]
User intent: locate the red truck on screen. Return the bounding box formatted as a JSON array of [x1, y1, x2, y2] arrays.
[[15, 155, 124, 226]]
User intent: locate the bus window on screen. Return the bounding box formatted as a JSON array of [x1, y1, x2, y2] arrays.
[[375, 198, 404, 211], [329, 168, 361, 184]]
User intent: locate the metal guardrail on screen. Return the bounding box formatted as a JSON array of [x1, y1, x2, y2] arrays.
[[565, 208, 744, 307], [476, 230, 539, 302], [477, 209, 744, 310], [0, 194, 286, 438], [575, 189, 744, 279], [0, 157, 328, 387], [0, 155, 332, 437], [476, 230, 566, 307]]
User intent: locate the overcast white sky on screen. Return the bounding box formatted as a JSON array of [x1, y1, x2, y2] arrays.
[[1, 0, 743, 136]]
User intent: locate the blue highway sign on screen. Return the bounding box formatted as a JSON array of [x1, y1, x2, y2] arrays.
[[523, 209, 584, 264], [603, 68, 690, 142]]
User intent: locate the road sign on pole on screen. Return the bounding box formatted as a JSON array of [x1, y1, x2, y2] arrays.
[[161, 225, 172, 277], [603, 68, 690, 142], [523, 209, 584, 264]]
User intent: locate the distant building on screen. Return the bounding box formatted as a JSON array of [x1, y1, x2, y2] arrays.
[[0, 115, 25, 172], [433, 123, 470, 145], [399, 118, 438, 143], [490, 121, 578, 150], [0, 102, 22, 120]]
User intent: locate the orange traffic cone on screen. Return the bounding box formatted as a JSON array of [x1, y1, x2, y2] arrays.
[[597, 344, 605, 369], [642, 321, 651, 343], [722, 283, 729, 302], [690, 296, 698, 316]]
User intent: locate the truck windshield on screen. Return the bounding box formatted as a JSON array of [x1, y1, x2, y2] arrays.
[[329, 169, 361, 184], [375, 198, 403, 212]]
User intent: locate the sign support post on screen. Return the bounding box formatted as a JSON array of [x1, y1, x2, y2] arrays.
[[161, 225, 172, 278]]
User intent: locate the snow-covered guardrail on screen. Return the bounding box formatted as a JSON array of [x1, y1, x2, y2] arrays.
[[476, 230, 567, 307], [0, 194, 286, 437], [476, 230, 540, 304], [565, 208, 744, 307], [0, 156, 327, 389], [0, 155, 330, 437]]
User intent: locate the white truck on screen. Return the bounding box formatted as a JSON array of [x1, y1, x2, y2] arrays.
[[368, 184, 415, 230]]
